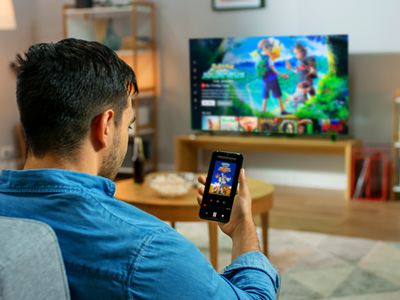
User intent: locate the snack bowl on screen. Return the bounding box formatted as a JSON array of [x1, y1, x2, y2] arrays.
[[146, 172, 196, 198]]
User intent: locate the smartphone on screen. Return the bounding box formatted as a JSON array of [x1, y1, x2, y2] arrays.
[[199, 151, 243, 223]]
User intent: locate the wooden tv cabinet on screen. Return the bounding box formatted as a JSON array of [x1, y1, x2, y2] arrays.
[[175, 135, 361, 200]]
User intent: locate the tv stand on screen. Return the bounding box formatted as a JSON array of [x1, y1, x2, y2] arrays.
[[175, 135, 361, 200]]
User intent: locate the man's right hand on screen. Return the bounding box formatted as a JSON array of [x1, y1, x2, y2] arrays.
[[197, 169, 260, 260]]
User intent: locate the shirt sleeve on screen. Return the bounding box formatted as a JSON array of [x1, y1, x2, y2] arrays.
[[129, 227, 280, 300]]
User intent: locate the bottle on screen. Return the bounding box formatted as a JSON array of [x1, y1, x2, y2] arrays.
[[103, 20, 121, 51], [132, 136, 145, 184]]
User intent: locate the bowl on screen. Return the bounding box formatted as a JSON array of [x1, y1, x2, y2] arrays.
[[146, 172, 196, 198]]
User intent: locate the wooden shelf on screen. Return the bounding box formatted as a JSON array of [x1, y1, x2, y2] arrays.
[[129, 127, 154, 137], [116, 45, 155, 54], [138, 87, 156, 97], [392, 91, 400, 199], [137, 124, 155, 131], [176, 135, 361, 200], [63, 1, 158, 175], [177, 135, 360, 154], [64, 5, 151, 18]]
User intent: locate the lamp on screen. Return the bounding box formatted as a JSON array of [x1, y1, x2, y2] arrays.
[[119, 50, 156, 92], [0, 0, 17, 30]]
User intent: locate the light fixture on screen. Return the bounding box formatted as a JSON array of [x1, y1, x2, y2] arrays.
[[0, 0, 17, 30]]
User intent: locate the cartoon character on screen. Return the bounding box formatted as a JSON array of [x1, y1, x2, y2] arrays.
[[287, 87, 307, 110], [280, 120, 298, 134], [286, 43, 317, 102], [297, 119, 313, 134], [211, 171, 232, 195], [217, 172, 231, 195], [256, 39, 289, 115]]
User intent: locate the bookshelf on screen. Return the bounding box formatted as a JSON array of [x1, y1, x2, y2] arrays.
[[392, 92, 400, 199], [62, 2, 158, 175]]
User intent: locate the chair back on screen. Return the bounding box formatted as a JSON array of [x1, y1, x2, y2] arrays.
[[0, 217, 70, 300]]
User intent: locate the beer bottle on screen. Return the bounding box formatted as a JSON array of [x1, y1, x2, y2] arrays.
[[132, 136, 145, 184]]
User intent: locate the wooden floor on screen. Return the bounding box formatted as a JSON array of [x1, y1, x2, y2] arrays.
[[266, 185, 400, 241]]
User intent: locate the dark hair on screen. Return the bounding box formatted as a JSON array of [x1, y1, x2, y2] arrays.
[[294, 43, 307, 56], [16, 38, 138, 158]]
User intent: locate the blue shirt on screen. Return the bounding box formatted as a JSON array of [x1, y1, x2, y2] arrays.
[[0, 169, 280, 299]]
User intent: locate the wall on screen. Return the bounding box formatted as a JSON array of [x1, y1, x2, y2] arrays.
[[154, 0, 400, 189], [33, 0, 74, 42], [0, 0, 73, 168], [0, 0, 36, 168]]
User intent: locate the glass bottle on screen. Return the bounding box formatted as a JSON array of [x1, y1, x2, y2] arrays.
[[132, 136, 145, 184], [103, 19, 121, 51]]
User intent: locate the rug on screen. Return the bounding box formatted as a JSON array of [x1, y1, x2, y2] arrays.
[[174, 222, 400, 300]]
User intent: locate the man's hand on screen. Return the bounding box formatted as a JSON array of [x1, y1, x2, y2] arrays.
[[197, 169, 260, 260]]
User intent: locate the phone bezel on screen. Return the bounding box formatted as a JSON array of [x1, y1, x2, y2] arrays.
[[199, 151, 243, 223]]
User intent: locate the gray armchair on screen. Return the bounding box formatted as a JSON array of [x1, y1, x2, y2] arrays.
[[0, 217, 70, 300]]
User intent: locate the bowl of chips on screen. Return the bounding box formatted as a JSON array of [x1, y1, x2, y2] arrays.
[[146, 172, 196, 198]]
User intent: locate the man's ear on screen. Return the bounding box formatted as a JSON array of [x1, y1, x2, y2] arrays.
[[92, 109, 115, 151]]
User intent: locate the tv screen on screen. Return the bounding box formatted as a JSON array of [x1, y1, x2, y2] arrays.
[[189, 34, 349, 135]]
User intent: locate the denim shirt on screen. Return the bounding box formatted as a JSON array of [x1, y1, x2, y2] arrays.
[[0, 169, 280, 299]]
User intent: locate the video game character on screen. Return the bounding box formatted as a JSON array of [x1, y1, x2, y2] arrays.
[[256, 39, 289, 115], [212, 172, 232, 196], [280, 120, 298, 134], [286, 43, 317, 102]]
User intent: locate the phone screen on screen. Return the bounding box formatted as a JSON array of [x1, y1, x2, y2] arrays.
[[199, 151, 243, 223], [209, 160, 237, 197]]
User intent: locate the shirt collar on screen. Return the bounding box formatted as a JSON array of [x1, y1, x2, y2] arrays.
[[0, 169, 116, 197]]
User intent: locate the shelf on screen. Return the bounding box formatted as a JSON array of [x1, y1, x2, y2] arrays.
[[136, 89, 156, 99], [64, 1, 158, 173], [129, 127, 155, 137], [65, 6, 132, 17], [116, 44, 155, 54], [133, 88, 157, 101], [138, 127, 155, 135], [176, 135, 361, 200], [138, 124, 154, 130], [64, 4, 152, 18]]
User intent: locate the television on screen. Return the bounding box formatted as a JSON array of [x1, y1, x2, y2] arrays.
[[189, 34, 349, 136]]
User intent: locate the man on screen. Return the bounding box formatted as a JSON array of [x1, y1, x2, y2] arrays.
[[0, 39, 279, 299]]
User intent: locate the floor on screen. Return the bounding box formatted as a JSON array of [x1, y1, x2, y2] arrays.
[[176, 223, 400, 300], [268, 185, 400, 241], [271, 229, 400, 299]]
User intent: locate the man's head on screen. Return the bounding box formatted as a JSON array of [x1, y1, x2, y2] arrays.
[[16, 38, 138, 179]]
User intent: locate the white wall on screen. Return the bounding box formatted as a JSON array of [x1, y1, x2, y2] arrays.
[[33, 0, 74, 42], [154, 0, 400, 189], [0, 0, 36, 167], [0, 0, 73, 168]]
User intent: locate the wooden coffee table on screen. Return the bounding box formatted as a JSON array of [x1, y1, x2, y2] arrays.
[[115, 175, 274, 269]]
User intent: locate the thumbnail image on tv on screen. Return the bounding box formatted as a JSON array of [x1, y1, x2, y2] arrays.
[[189, 34, 349, 135]]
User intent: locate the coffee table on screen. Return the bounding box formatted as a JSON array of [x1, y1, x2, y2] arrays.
[[115, 175, 274, 269]]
